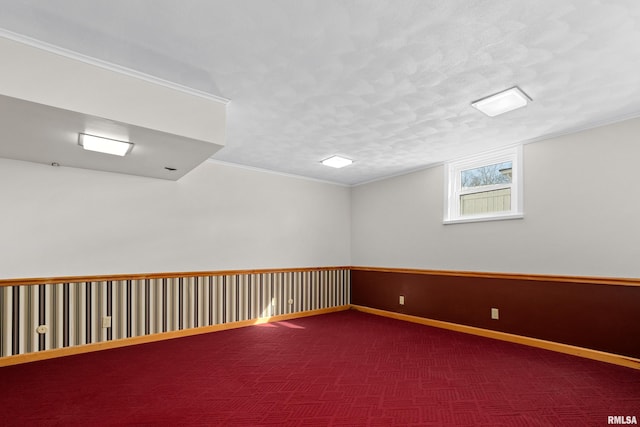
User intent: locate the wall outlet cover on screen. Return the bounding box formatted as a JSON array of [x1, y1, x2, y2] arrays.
[[102, 316, 112, 328]]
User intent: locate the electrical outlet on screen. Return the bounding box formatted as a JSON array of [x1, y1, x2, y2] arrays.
[[399, 295, 405, 305], [491, 308, 499, 320], [102, 316, 112, 328]]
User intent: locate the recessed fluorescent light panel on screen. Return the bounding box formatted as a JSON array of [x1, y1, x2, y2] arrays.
[[322, 155, 353, 168], [78, 133, 133, 156], [472, 86, 531, 117]]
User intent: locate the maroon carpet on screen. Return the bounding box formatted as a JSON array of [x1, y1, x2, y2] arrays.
[[1, 310, 639, 426]]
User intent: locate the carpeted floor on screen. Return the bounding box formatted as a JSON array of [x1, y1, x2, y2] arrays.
[[1, 309, 639, 426]]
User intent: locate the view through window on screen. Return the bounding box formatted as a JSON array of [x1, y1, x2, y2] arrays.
[[444, 147, 522, 223]]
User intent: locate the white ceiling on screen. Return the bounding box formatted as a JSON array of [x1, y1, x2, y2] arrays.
[[1, 0, 640, 185]]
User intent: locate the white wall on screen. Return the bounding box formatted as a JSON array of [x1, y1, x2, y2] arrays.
[[0, 159, 351, 279], [351, 117, 640, 278], [4, 116, 640, 280]]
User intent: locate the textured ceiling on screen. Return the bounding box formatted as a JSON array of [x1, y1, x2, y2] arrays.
[[1, 0, 640, 185]]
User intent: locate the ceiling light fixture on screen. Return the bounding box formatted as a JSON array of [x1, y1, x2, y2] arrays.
[[78, 133, 133, 156], [321, 155, 353, 168], [471, 86, 531, 117]]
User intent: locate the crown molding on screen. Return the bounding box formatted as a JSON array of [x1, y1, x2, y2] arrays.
[[0, 28, 230, 105]]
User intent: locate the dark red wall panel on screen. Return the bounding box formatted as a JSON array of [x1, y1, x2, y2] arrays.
[[351, 269, 640, 358]]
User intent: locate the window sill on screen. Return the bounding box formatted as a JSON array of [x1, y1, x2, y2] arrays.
[[443, 213, 524, 225]]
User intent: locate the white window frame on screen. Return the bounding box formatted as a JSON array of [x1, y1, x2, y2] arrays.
[[444, 145, 523, 224]]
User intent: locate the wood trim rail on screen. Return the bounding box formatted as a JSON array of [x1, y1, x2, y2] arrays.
[[0, 305, 350, 367], [3, 266, 639, 288], [0, 266, 352, 287], [350, 305, 640, 370], [351, 266, 640, 287]]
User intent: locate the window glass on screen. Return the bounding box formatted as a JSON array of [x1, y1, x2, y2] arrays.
[[460, 188, 511, 215], [461, 161, 512, 189], [444, 147, 522, 224]]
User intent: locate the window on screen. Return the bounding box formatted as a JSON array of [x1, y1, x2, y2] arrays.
[[444, 146, 523, 224]]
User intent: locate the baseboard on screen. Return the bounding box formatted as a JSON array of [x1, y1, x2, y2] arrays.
[[350, 305, 640, 370], [0, 305, 350, 367], [4, 304, 639, 371]]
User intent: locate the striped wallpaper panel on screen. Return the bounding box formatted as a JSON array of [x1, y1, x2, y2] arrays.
[[0, 269, 350, 358]]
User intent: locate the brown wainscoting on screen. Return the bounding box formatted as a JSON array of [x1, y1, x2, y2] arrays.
[[351, 267, 640, 359], [350, 305, 640, 370]]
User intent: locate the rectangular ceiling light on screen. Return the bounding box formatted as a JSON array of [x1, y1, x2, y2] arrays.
[[321, 155, 353, 168], [471, 86, 531, 117], [78, 133, 133, 156]]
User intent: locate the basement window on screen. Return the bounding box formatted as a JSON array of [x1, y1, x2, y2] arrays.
[[444, 146, 523, 224]]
